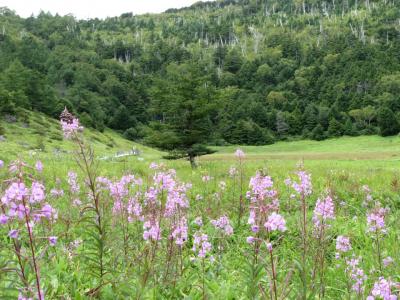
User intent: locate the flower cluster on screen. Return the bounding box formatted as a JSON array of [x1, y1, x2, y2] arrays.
[[143, 220, 161, 241], [312, 195, 335, 229], [1, 163, 57, 237], [264, 212, 287, 232], [192, 232, 212, 259], [286, 170, 312, 197], [235, 149, 245, 159], [0, 160, 57, 300], [170, 217, 188, 246], [67, 171, 80, 195], [202, 174, 212, 183], [247, 172, 276, 202], [336, 235, 352, 253], [367, 206, 389, 234], [60, 118, 83, 139], [367, 277, 398, 300], [229, 166, 238, 177], [211, 215, 233, 235], [346, 257, 367, 294]]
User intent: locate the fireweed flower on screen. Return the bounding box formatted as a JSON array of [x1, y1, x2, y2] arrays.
[[362, 185, 373, 203], [143, 220, 161, 241], [211, 215, 233, 236], [336, 236, 352, 253], [202, 175, 212, 183], [345, 257, 367, 294], [60, 118, 83, 139], [170, 217, 188, 246], [67, 171, 80, 194], [126, 193, 143, 222], [291, 170, 312, 196], [247, 172, 276, 202], [0, 214, 9, 224], [35, 161, 43, 173], [8, 229, 19, 239], [192, 232, 212, 259], [49, 236, 58, 246], [367, 277, 398, 300], [194, 217, 203, 226], [1, 182, 29, 204], [29, 182, 46, 204], [2, 161, 57, 300], [367, 206, 388, 234], [264, 212, 287, 232], [312, 195, 335, 229], [235, 149, 245, 159], [383, 257, 394, 267], [229, 166, 238, 177], [50, 188, 64, 198], [149, 162, 158, 169], [246, 236, 256, 244]]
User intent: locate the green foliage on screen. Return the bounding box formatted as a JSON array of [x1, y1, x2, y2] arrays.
[[327, 118, 343, 137], [311, 124, 325, 141], [146, 62, 216, 166], [2, 0, 400, 145], [377, 106, 399, 137]]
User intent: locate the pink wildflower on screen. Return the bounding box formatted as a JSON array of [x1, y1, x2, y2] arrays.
[[193, 232, 212, 258], [367, 206, 388, 234], [8, 229, 19, 239], [194, 217, 203, 226], [346, 257, 367, 294], [235, 149, 245, 159], [0, 214, 9, 225], [229, 166, 238, 177], [29, 182, 45, 203], [368, 277, 398, 300], [312, 195, 335, 228], [67, 171, 80, 194], [291, 171, 312, 196], [336, 236, 352, 253], [49, 236, 58, 246], [383, 257, 394, 267], [60, 118, 83, 139], [264, 212, 287, 232], [246, 236, 256, 244], [35, 161, 43, 173], [211, 215, 233, 235]]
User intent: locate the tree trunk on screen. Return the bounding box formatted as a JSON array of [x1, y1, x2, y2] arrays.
[[189, 154, 197, 169]]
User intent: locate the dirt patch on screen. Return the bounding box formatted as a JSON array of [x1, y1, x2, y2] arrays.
[[200, 151, 399, 161]]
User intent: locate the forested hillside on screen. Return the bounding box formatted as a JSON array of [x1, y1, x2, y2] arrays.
[[1, 0, 400, 145]]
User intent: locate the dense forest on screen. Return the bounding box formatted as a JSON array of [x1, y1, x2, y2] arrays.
[[1, 0, 400, 147]]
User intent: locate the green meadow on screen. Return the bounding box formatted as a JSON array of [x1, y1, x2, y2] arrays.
[[1, 112, 400, 299]]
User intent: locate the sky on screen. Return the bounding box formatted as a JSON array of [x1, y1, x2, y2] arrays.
[[1, 0, 213, 19]]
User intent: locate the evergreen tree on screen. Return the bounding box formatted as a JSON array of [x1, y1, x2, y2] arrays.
[[145, 62, 215, 167], [276, 111, 289, 137], [310, 124, 325, 141], [327, 118, 343, 137], [303, 104, 319, 132], [377, 106, 399, 136]]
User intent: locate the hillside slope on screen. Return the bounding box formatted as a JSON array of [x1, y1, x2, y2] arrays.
[[0, 111, 162, 162]]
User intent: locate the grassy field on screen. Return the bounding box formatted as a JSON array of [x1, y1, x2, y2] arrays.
[[1, 113, 400, 299], [2, 112, 400, 197]]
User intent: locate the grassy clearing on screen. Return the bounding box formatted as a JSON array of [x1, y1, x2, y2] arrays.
[[1, 115, 400, 299]]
